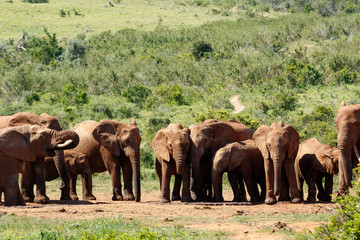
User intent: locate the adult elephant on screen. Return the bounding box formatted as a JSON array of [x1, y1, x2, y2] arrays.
[[212, 140, 265, 202], [0, 124, 78, 206], [253, 122, 302, 205], [0, 112, 79, 203], [295, 138, 339, 202], [71, 119, 141, 202], [45, 150, 95, 201], [190, 119, 253, 201], [152, 123, 191, 203], [335, 101, 360, 196]]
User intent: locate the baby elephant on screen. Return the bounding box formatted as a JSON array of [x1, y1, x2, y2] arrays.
[[152, 123, 191, 203], [45, 150, 96, 201], [295, 138, 339, 202], [212, 140, 266, 202]]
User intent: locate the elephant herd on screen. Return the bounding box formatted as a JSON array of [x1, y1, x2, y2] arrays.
[[0, 101, 359, 206]]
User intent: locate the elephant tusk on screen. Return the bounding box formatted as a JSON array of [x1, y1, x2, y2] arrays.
[[56, 139, 73, 148]]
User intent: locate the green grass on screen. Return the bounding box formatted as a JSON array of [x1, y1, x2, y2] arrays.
[[0, 0, 248, 40], [0, 214, 228, 239]]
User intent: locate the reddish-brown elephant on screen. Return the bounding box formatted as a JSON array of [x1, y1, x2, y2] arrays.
[[71, 119, 141, 202], [190, 119, 253, 201], [0, 125, 78, 206], [0, 112, 79, 203], [152, 123, 191, 203], [212, 140, 266, 202], [45, 150, 95, 201], [253, 122, 302, 205], [295, 138, 339, 202], [335, 101, 360, 196]]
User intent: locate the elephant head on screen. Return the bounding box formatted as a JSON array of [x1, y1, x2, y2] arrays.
[[253, 122, 299, 199], [335, 101, 360, 194], [152, 123, 190, 174], [190, 120, 253, 200], [93, 119, 141, 202], [212, 142, 248, 173], [314, 140, 339, 175], [0, 124, 78, 162]]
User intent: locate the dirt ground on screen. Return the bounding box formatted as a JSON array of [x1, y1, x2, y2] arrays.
[[0, 190, 336, 240]]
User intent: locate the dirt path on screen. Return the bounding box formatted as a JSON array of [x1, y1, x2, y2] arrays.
[[0, 191, 335, 239], [230, 95, 245, 113]]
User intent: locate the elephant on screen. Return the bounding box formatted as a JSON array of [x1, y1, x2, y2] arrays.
[[71, 119, 141, 202], [335, 101, 360, 196], [212, 140, 266, 202], [0, 124, 78, 206], [295, 138, 339, 203], [152, 123, 191, 203], [0, 112, 78, 203], [45, 150, 95, 201], [253, 122, 302, 205], [190, 119, 253, 201]]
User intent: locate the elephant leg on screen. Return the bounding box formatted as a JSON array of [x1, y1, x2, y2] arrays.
[[258, 176, 266, 201], [318, 174, 333, 202], [33, 160, 49, 204], [284, 158, 301, 203], [212, 170, 224, 202], [122, 159, 135, 201], [244, 176, 260, 202], [299, 177, 304, 201], [181, 160, 192, 202], [160, 161, 171, 203], [172, 174, 182, 201], [264, 158, 276, 205], [279, 169, 290, 201], [101, 149, 123, 201], [306, 177, 317, 203], [228, 172, 242, 202], [19, 161, 35, 202], [16, 185, 25, 206], [82, 168, 96, 201], [69, 173, 79, 201], [156, 160, 162, 198]]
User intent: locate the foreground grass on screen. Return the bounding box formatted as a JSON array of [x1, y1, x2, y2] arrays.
[[0, 214, 228, 240]]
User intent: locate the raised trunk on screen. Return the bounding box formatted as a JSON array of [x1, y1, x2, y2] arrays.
[[52, 130, 79, 150], [273, 159, 282, 196]]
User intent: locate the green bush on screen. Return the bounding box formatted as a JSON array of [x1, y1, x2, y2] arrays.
[[334, 67, 358, 84], [146, 84, 187, 109], [192, 40, 213, 60], [123, 85, 151, 108], [61, 35, 88, 61], [22, 0, 48, 3]]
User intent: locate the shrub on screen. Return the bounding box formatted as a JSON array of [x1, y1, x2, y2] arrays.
[[334, 67, 357, 84], [192, 41, 213, 60], [62, 36, 88, 62], [145, 84, 187, 109], [22, 0, 48, 3], [123, 85, 151, 108], [308, 166, 360, 239]]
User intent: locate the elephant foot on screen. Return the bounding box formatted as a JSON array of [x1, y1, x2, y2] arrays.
[[159, 197, 170, 203], [317, 193, 331, 202], [123, 194, 135, 201], [181, 196, 192, 202], [278, 195, 290, 201], [22, 195, 34, 203], [306, 197, 316, 203], [265, 197, 277, 205], [70, 195, 79, 201], [290, 197, 303, 203], [84, 195, 97, 201], [250, 197, 260, 203], [34, 195, 49, 204], [172, 194, 181, 201], [60, 195, 72, 201], [112, 194, 124, 201], [191, 191, 198, 202]]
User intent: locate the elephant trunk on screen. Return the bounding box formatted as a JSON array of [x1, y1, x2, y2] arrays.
[[273, 158, 282, 197], [130, 150, 141, 202], [173, 147, 185, 175], [52, 130, 80, 150], [337, 131, 354, 188]]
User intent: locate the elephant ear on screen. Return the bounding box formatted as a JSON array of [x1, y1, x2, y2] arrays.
[[152, 129, 170, 162], [284, 125, 299, 160], [228, 144, 246, 171], [0, 127, 36, 162], [253, 125, 271, 159], [313, 154, 337, 174], [93, 121, 121, 157]]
